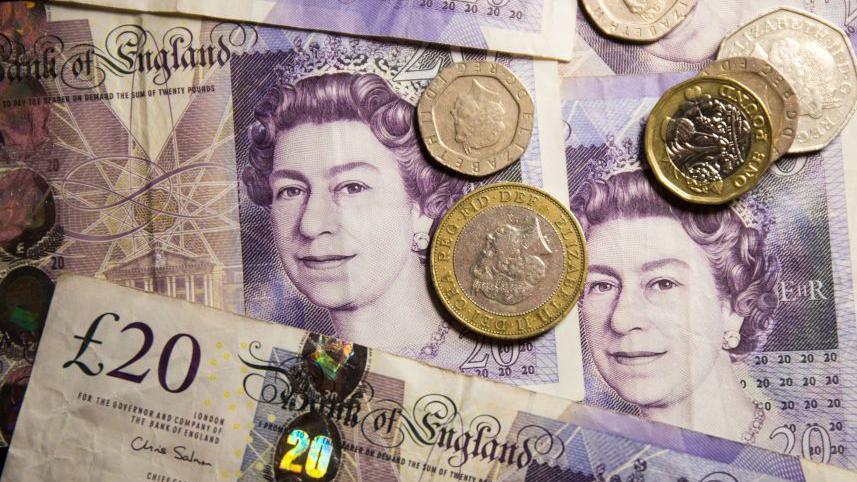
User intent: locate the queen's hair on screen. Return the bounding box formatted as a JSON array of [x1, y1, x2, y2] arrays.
[[570, 170, 780, 360], [242, 72, 465, 221]]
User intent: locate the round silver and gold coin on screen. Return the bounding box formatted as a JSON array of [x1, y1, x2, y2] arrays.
[[645, 76, 775, 205], [430, 183, 587, 340], [417, 62, 534, 177], [580, 0, 697, 43]]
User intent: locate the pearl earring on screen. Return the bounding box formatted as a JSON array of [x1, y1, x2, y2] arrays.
[[722, 330, 741, 350], [411, 232, 430, 252]]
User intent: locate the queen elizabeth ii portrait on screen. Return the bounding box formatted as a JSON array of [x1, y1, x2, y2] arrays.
[[241, 71, 472, 359], [571, 170, 782, 446]]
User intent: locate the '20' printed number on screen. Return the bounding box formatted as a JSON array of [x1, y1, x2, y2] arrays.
[[460, 336, 535, 377], [280, 430, 334, 479], [770, 424, 846, 463]]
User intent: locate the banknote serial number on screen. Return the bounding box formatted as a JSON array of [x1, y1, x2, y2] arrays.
[[413, 0, 527, 20], [63, 312, 202, 394]]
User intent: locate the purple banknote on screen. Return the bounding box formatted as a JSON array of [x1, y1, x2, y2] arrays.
[[3, 275, 853, 481], [562, 72, 857, 470], [53, 0, 576, 60], [0, 1, 576, 453], [566, 0, 857, 77], [231, 38, 565, 388]]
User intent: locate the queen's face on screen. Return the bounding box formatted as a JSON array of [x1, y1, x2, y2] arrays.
[[269, 120, 420, 311], [581, 215, 736, 408]]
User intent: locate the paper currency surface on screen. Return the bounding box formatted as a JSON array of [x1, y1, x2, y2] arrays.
[[0, 0, 580, 451], [563, 0, 857, 77], [3, 274, 856, 481], [562, 72, 857, 471], [49, 0, 576, 60]]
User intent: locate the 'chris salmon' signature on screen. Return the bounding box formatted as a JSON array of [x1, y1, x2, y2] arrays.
[[131, 436, 212, 467]]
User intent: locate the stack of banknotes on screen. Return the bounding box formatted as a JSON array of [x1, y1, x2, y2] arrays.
[[1, 0, 857, 480]]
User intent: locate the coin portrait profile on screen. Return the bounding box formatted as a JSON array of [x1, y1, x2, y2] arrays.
[[580, 0, 697, 43], [470, 215, 552, 306], [571, 170, 782, 446], [241, 72, 466, 356], [431, 183, 586, 339], [622, 0, 667, 21], [764, 38, 835, 120], [577, 0, 796, 73], [450, 79, 507, 155], [418, 61, 534, 177]]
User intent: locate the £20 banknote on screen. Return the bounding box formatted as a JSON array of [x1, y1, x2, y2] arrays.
[[50, 0, 577, 60], [561, 71, 857, 471], [0, 0, 578, 451], [3, 275, 856, 481]]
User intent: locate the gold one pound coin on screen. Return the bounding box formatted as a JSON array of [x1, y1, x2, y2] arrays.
[[417, 62, 534, 177], [645, 76, 774, 205], [430, 183, 587, 340]]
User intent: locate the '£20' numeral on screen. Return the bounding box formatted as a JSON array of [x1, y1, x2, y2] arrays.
[[63, 312, 202, 394]]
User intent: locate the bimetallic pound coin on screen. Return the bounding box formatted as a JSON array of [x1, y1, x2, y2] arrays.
[[580, 0, 697, 43], [417, 62, 534, 177], [700, 57, 798, 160], [645, 76, 775, 205], [430, 183, 587, 340], [718, 7, 857, 153]]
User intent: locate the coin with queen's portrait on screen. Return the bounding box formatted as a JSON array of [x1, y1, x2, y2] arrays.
[[718, 7, 857, 153], [580, 0, 697, 43], [418, 62, 534, 177], [430, 183, 587, 340]]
